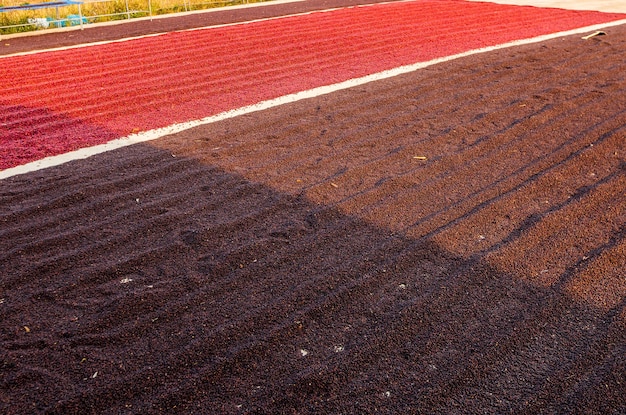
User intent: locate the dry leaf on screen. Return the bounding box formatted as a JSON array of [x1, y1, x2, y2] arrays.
[[582, 31, 606, 40]]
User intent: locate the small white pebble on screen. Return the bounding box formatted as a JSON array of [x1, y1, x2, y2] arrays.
[[120, 278, 133, 284], [398, 284, 407, 290], [384, 391, 391, 398], [91, 371, 98, 379], [334, 345, 344, 353], [300, 349, 309, 357]]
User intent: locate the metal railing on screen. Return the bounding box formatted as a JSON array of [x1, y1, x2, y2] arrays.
[[0, 0, 152, 34]]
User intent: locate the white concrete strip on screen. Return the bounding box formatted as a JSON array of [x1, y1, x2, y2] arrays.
[[2, 17, 626, 180], [466, 0, 626, 13], [0, 0, 407, 59]]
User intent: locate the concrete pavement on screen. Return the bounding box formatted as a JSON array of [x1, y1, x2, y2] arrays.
[[466, 0, 626, 13]]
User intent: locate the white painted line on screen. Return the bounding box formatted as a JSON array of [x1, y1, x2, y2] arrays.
[[2, 17, 626, 180], [0, 0, 407, 59]]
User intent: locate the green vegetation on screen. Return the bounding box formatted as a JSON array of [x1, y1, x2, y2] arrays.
[[0, 0, 268, 34]]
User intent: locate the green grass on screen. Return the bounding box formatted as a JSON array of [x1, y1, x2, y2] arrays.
[[1, 0, 268, 34]]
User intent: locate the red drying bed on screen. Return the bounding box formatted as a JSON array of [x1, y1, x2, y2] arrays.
[[1, 0, 624, 170]]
